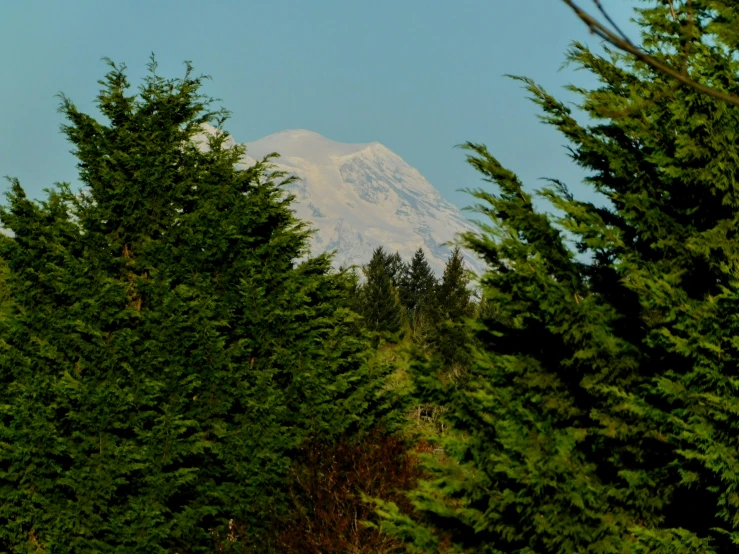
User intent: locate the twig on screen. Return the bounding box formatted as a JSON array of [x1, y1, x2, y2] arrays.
[[593, 0, 635, 47], [561, 0, 739, 108], [667, 0, 677, 22]]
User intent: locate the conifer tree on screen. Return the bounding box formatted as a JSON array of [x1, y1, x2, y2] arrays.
[[436, 246, 471, 321], [430, 246, 474, 372], [379, 2, 739, 551], [358, 246, 403, 336], [0, 57, 391, 552], [385, 250, 407, 290], [399, 247, 437, 334]]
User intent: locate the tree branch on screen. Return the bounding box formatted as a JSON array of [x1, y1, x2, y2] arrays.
[[561, 0, 739, 108]]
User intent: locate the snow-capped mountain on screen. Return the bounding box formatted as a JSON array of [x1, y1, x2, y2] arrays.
[[194, 124, 486, 276]]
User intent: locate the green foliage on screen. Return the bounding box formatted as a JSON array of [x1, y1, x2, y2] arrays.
[[406, 247, 475, 376], [0, 256, 12, 320], [358, 246, 404, 337], [385, 250, 407, 290], [399, 247, 438, 335], [436, 247, 471, 322], [0, 57, 392, 552], [380, 2, 739, 552], [432, 247, 474, 371]]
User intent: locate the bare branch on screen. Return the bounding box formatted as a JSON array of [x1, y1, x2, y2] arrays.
[[561, 0, 739, 108], [593, 0, 636, 47]]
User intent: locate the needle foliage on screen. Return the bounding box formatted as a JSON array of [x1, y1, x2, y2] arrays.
[[378, 2, 739, 552], [0, 57, 392, 553]]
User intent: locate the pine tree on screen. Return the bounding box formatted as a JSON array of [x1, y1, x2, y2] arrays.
[[379, 2, 739, 552], [0, 57, 391, 552], [358, 246, 403, 336]]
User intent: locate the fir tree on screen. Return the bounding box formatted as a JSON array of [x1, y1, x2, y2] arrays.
[[379, 2, 739, 552], [431, 246, 474, 374], [0, 57, 391, 552], [385, 250, 407, 290], [436, 246, 471, 321], [358, 246, 403, 336], [399, 247, 437, 334]]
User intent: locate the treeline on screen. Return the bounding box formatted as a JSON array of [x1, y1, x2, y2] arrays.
[[352, 245, 474, 367], [5, 2, 739, 551]]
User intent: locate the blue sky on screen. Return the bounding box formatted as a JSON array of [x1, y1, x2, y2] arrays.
[[0, 0, 638, 214]]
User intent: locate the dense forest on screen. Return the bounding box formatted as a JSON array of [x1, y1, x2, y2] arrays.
[[3, 1, 739, 552]]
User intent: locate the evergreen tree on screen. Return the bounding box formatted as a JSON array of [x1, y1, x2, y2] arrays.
[[436, 246, 471, 321], [358, 246, 403, 336], [399, 247, 437, 334], [385, 250, 407, 290], [0, 57, 390, 552], [379, 2, 739, 552], [430, 246, 474, 374]]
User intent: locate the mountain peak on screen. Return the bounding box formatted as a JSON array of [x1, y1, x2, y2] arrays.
[[244, 128, 372, 163], [192, 124, 484, 275], [266, 128, 328, 139]]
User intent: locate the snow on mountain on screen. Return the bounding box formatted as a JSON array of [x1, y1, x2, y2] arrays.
[[194, 124, 486, 277]]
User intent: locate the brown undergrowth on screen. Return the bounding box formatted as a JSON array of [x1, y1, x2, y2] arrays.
[[274, 428, 430, 553]]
